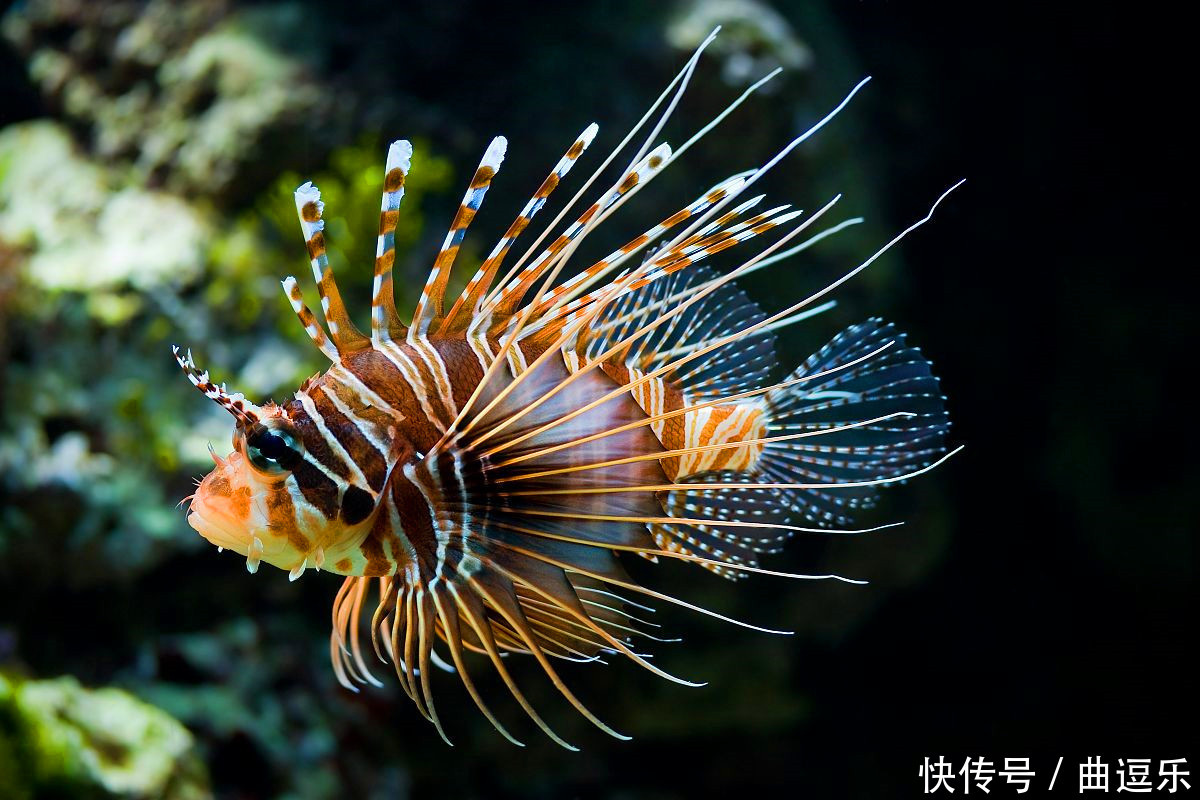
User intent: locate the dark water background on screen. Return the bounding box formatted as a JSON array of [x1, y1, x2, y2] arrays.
[[0, 1, 1190, 798]]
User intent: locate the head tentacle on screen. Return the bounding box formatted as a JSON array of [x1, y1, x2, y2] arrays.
[[172, 345, 263, 426]]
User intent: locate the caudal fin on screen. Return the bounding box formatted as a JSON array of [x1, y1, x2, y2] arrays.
[[760, 318, 950, 528]]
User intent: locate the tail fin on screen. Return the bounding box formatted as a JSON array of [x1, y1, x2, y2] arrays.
[[760, 318, 950, 528]]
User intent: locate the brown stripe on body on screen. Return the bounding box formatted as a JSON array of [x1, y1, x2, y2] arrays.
[[430, 337, 490, 410], [267, 481, 312, 554], [596, 359, 688, 479], [289, 457, 341, 519], [695, 410, 725, 468], [285, 398, 355, 484], [320, 374, 401, 437], [360, 505, 395, 576], [599, 360, 632, 388], [310, 386, 388, 492], [393, 340, 456, 429], [339, 348, 444, 453], [660, 409, 687, 479], [390, 469, 439, 573]]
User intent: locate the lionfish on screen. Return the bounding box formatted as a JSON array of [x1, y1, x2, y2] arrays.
[[176, 31, 960, 748]]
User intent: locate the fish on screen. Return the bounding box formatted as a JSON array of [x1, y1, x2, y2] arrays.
[[175, 30, 959, 748]]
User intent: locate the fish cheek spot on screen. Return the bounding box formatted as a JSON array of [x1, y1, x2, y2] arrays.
[[229, 486, 252, 519], [340, 485, 375, 525]]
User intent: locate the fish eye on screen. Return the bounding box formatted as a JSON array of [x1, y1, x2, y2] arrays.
[[243, 420, 303, 475]]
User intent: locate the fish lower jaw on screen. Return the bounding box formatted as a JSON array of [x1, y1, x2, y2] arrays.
[[187, 509, 247, 554], [187, 510, 271, 574]]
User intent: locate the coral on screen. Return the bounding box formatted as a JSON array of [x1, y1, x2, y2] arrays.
[[0, 673, 211, 799], [0, 121, 211, 296], [668, 0, 813, 85], [2, 0, 328, 205]]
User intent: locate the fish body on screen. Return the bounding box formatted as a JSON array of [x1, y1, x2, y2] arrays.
[[176, 34, 956, 747]]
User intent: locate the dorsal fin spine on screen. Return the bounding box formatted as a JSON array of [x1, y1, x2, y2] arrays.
[[410, 136, 507, 338], [293, 182, 370, 353], [441, 123, 599, 335], [373, 139, 413, 344]]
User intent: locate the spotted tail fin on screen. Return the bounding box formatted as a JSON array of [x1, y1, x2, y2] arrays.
[[759, 318, 951, 527]]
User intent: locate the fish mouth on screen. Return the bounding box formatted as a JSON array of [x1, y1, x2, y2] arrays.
[[187, 504, 250, 555]]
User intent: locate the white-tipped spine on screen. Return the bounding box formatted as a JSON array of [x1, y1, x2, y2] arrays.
[[579, 122, 600, 148], [293, 181, 335, 332], [387, 139, 413, 175], [294, 181, 325, 239], [481, 135, 508, 170], [379, 139, 413, 219]]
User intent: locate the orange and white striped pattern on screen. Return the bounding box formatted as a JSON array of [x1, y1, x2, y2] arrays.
[[441, 123, 599, 333], [479, 142, 672, 329], [293, 183, 368, 352], [410, 136, 507, 337], [528, 173, 748, 320], [372, 139, 413, 344]]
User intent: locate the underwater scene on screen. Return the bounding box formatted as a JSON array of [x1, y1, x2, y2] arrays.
[[0, 1, 1189, 798]]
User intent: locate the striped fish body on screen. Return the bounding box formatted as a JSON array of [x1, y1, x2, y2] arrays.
[[176, 34, 957, 747], [213, 334, 769, 579]]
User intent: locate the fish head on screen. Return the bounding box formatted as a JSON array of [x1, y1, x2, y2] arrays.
[[176, 349, 381, 578]]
